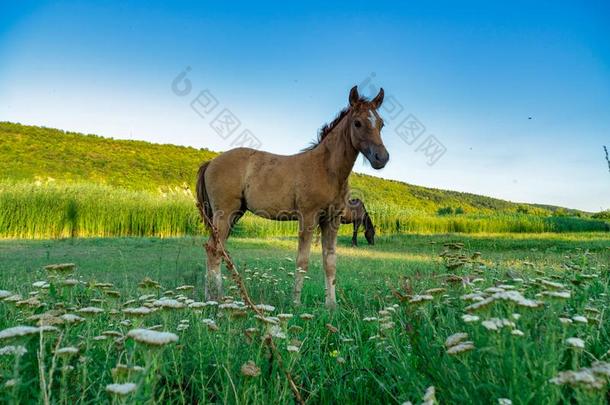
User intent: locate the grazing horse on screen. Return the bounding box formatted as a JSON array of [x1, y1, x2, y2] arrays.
[[341, 198, 376, 246], [196, 86, 388, 308]]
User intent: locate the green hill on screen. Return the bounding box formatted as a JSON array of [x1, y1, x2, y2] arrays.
[[0, 121, 217, 191], [0, 121, 586, 216], [1, 121, 607, 238]]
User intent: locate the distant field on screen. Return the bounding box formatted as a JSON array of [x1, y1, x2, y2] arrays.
[[2, 121, 608, 239], [0, 233, 609, 403], [1, 182, 608, 239], [1, 121, 601, 218]]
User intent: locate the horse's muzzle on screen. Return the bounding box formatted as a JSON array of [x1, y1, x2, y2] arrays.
[[364, 145, 389, 169]]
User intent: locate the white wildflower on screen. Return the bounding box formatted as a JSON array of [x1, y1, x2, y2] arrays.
[[55, 347, 79, 356], [78, 307, 104, 315], [445, 332, 469, 348], [572, 315, 588, 324], [482, 318, 515, 331], [0, 326, 41, 340], [461, 292, 486, 302], [446, 341, 475, 355], [127, 329, 178, 346], [122, 307, 153, 316], [153, 299, 185, 309], [255, 304, 276, 312], [409, 294, 434, 304], [422, 386, 436, 404], [540, 279, 565, 289], [0, 345, 27, 356], [550, 369, 604, 389], [566, 337, 585, 349], [106, 382, 138, 396], [542, 291, 571, 299], [461, 314, 480, 323], [60, 314, 85, 324], [268, 325, 287, 339], [466, 291, 541, 311], [218, 302, 244, 310], [380, 321, 395, 331], [0, 290, 13, 299], [32, 281, 49, 288]]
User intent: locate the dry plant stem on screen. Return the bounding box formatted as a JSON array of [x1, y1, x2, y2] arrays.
[[37, 332, 50, 405], [199, 206, 305, 405]]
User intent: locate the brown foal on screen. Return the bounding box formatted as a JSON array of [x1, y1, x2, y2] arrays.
[[196, 86, 389, 308]]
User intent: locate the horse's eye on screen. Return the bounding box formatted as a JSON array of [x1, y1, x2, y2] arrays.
[[354, 120, 362, 128]]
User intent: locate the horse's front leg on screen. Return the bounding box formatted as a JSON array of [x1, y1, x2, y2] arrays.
[[351, 220, 359, 247], [293, 219, 314, 305], [321, 220, 339, 309]]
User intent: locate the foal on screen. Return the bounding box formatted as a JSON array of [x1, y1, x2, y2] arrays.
[[341, 198, 376, 246], [196, 86, 389, 308]]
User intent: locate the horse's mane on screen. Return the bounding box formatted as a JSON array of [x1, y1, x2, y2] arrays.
[[302, 94, 368, 151]]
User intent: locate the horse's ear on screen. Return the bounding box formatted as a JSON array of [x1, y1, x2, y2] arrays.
[[372, 88, 384, 109], [349, 86, 360, 106]]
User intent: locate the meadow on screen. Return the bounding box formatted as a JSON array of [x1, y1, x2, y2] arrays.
[[0, 233, 609, 404]]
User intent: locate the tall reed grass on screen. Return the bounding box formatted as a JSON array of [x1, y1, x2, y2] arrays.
[[0, 182, 607, 239]]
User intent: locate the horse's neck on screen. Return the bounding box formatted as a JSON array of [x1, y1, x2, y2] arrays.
[[318, 118, 358, 184]]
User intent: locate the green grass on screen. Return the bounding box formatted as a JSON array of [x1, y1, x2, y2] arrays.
[[1, 181, 608, 239], [0, 233, 609, 404]]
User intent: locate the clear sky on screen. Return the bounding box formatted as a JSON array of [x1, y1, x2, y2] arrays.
[[1, 1, 609, 211]]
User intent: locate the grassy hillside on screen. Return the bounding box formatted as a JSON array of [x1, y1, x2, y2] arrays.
[[0, 121, 588, 216], [0, 121, 607, 238], [0, 121, 217, 192]]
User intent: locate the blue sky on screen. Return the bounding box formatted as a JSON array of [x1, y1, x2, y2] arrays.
[[1, 1, 609, 211]]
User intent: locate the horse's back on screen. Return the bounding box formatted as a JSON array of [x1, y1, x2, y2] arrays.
[[204, 147, 302, 216]]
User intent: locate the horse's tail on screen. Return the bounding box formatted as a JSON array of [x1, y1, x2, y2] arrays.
[[196, 161, 213, 231]]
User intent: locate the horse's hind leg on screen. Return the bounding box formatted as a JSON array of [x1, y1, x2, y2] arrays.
[[204, 210, 234, 301], [293, 216, 315, 305]]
